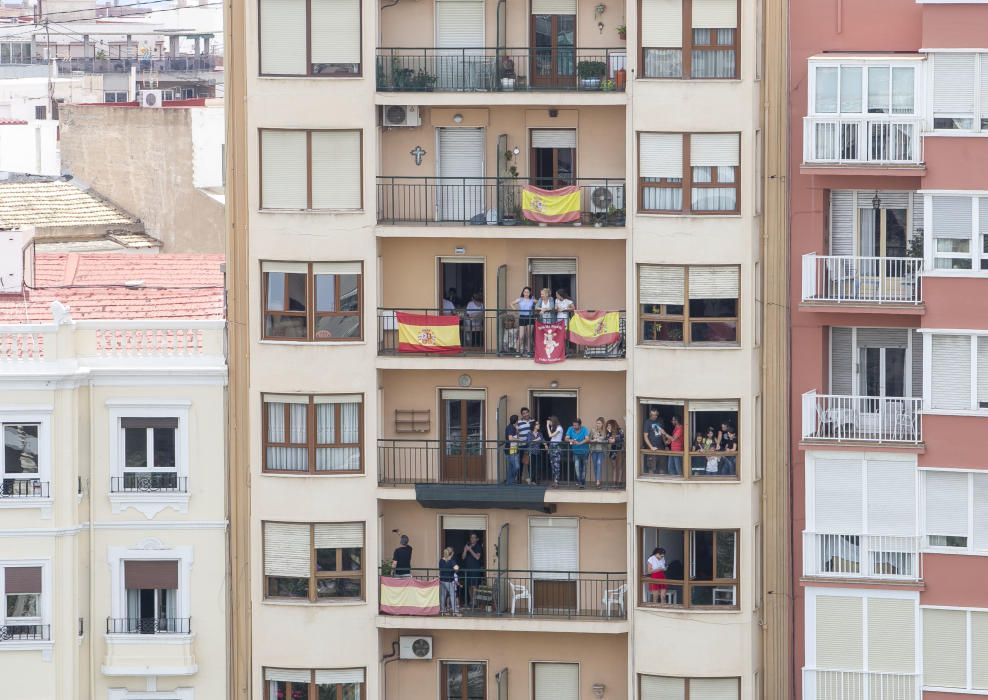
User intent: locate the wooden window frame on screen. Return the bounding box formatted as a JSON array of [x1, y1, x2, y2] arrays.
[[638, 399, 740, 481], [261, 394, 364, 474], [638, 0, 741, 80], [637, 674, 742, 699], [262, 522, 365, 603], [441, 660, 488, 700], [638, 265, 740, 346], [258, 129, 364, 211], [638, 134, 740, 215], [638, 527, 740, 609], [261, 262, 363, 342], [262, 669, 367, 700], [257, 0, 363, 78]]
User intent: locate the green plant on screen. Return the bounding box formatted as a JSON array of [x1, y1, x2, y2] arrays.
[[601, 78, 616, 91], [906, 227, 924, 259], [577, 60, 606, 80], [617, 24, 627, 39], [380, 560, 394, 576], [410, 70, 437, 90]]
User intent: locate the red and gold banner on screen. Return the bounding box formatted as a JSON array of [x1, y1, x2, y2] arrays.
[[521, 184, 582, 224], [379, 576, 440, 616], [534, 320, 567, 364], [396, 312, 461, 354], [568, 311, 622, 347]]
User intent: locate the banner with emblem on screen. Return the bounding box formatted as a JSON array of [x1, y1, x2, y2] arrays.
[[534, 320, 567, 364], [396, 312, 461, 354], [521, 184, 582, 224], [568, 311, 622, 347]]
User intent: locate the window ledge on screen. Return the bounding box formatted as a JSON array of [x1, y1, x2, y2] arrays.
[[636, 343, 742, 350], [256, 74, 363, 81], [0, 640, 53, 660], [636, 77, 743, 83], [921, 270, 988, 278], [0, 497, 53, 510], [922, 409, 988, 418], [257, 208, 365, 215], [105, 632, 195, 644], [257, 339, 367, 347], [109, 492, 190, 517], [262, 598, 366, 608], [925, 131, 988, 138], [635, 605, 740, 614], [637, 475, 741, 484], [923, 547, 988, 557], [260, 471, 365, 478], [635, 212, 743, 219]]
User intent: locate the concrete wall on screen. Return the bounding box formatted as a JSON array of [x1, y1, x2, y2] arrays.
[[58, 104, 224, 253], [0, 120, 59, 175]]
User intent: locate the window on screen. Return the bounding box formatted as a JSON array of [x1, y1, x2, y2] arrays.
[[638, 265, 740, 345], [117, 560, 185, 634], [262, 394, 363, 473], [259, 0, 361, 76], [0, 565, 45, 640], [640, 0, 739, 79], [264, 668, 366, 699], [103, 91, 128, 103], [931, 53, 988, 132], [34, 105, 46, 120], [532, 662, 579, 700], [811, 63, 916, 116], [922, 608, 988, 692], [0, 42, 33, 65], [259, 129, 362, 210], [639, 675, 740, 700], [928, 333, 988, 412], [639, 527, 738, 608], [926, 194, 988, 271], [639, 399, 739, 479], [639, 133, 740, 214], [263, 522, 364, 601], [442, 661, 486, 700], [262, 262, 362, 340], [115, 417, 180, 492], [2, 422, 43, 497], [924, 470, 988, 553]]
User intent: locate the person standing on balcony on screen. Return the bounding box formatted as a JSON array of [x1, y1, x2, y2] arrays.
[[536, 287, 555, 323], [663, 415, 684, 476], [517, 407, 533, 482], [546, 416, 564, 487], [438, 547, 460, 615], [466, 293, 485, 348], [642, 407, 666, 475], [718, 423, 737, 476], [442, 288, 458, 315], [504, 414, 521, 484], [565, 418, 590, 488], [529, 419, 546, 484], [590, 417, 608, 488], [391, 535, 413, 577], [511, 286, 536, 355], [461, 532, 485, 608], [646, 547, 668, 603], [606, 419, 625, 486]]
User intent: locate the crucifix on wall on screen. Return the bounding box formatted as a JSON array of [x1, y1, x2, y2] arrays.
[[410, 146, 426, 166]]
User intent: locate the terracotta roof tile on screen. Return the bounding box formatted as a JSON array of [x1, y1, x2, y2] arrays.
[[0, 180, 136, 229]]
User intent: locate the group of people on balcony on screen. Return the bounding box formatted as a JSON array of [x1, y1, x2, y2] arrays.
[[642, 407, 737, 476], [390, 533, 486, 615], [508, 286, 575, 355], [504, 407, 625, 488]]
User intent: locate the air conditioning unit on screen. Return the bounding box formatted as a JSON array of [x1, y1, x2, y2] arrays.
[[589, 184, 625, 213], [383, 105, 421, 128], [140, 90, 163, 108], [399, 635, 433, 660]]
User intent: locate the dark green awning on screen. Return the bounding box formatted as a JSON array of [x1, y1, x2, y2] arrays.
[[414, 484, 552, 512]]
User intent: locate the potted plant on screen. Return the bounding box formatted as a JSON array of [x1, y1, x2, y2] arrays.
[[607, 205, 625, 226], [499, 55, 516, 91], [577, 60, 606, 90], [501, 151, 520, 224], [617, 24, 627, 41], [601, 78, 616, 92], [410, 70, 437, 91]]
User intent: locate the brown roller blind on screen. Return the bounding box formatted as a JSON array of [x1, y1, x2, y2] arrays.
[[121, 417, 179, 430], [124, 561, 178, 589], [5, 566, 42, 594]]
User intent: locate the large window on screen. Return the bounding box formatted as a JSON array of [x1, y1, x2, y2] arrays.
[[639, 399, 739, 479], [640, 675, 740, 700], [0, 565, 44, 640], [262, 394, 362, 473], [811, 63, 917, 116], [926, 194, 988, 271], [2, 422, 42, 497], [638, 265, 740, 345], [924, 470, 988, 553], [0, 43, 32, 65], [442, 661, 486, 700], [258, 0, 361, 76], [264, 668, 366, 700], [262, 262, 362, 340], [923, 608, 988, 692], [928, 333, 988, 412], [640, 0, 739, 79], [639, 527, 738, 608], [930, 52, 988, 132], [639, 133, 740, 214], [259, 129, 362, 210], [117, 417, 180, 492], [119, 560, 184, 634], [263, 522, 364, 601]]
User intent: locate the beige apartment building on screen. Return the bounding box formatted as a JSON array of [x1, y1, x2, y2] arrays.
[[225, 0, 788, 695]]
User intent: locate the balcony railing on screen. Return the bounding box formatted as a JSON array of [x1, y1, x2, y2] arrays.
[[106, 617, 191, 635], [801, 254, 923, 305], [376, 177, 626, 227], [380, 568, 627, 619], [803, 532, 921, 581], [377, 48, 627, 92], [801, 391, 922, 444], [0, 478, 49, 498], [803, 116, 923, 165], [378, 308, 626, 358], [110, 475, 188, 493], [0, 624, 49, 641], [803, 669, 920, 700], [57, 56, 220, 73], [378, 439, 626, 488]]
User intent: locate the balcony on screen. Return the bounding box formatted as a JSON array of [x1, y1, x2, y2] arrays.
[[802, 532, 921, 581], [802, 116, 924, 168], [106, 617, 191, 634], [801, 254, 923, 307], [0, 623, 49, 642], [102, 618, 196, 676], [110, 476, 188, 493], [802, 669, 919, 700], [0, 479, 49, 499], [801, 392, 922, 444]]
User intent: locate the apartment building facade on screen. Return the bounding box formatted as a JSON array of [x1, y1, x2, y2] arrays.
[[791, 1, 988, 698], [0, 238, 227, 700], [226, 0, 783, 696]]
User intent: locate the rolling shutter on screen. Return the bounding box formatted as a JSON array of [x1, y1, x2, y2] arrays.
[[981, 55, 988, 119], [531, 0, 576, 13], [925, 471, 969, 539], [311, 0, 360, 65], [690, 400, 738, 413], [867, 598, 915, 674], [856, 328, 907, 348], [815, 595, 864, 670], [313, 523, 364, 549], [814, 458, 863, 532], [978, 337, 988, 407], [866, 460, 915, 535], [315, 668, 365, 684], [641, 0, 682, 48], [691, 0, 737, 28], [973, 612, 988, 690], [120, 417, 179, 430], [311, 131, 361, 209], [640, 676, 685, 700], [439, 128, 485, 178], [829, 191, 855, 256], [830, 327, 853, 395], [932, 53, 977, 114], [442, 515, 487, 531], [529, 258, 577, 275], [313, 394, 362, 404], [639, 265, 685, 305], [530, 517, 578, 579], [436, 0, 484, 48], [124, 561, 178, 589], [261, 262, 309, 274], [531, 129, 577, 149], [265, 668, 312, 682], [4, 566, 42, 594], [312, 263, 362, 276], [263, 522, 312, 577], [688, 266, 739, 299], [932, 196, 973, 239], [259, 0, 306, 74], [931, 334, 973, 411], [534, 663, 579, 700], [923, 608, 967, 688], [690, 678, 738, 700], [912, 330, 924, 399], [973, 473, 988, 552], [639, 133, 684, 179], [690, 134, 740, 167], [261, 130, 308, 210]]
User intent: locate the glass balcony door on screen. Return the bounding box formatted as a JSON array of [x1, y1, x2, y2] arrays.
[[530, 14, 575, 88], [441, 394, 485, 482]]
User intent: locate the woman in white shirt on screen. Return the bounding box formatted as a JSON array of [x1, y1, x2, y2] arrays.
[[465, 293, 484, 348], [554, 289, 574, 322], [646, 547, 668, 603], [546, 416, 564, 487], [535, 287, 555, 323]]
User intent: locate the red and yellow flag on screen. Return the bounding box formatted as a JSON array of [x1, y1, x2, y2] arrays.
[[396, 312, 461, 354], [568, 311, 622, 347], [521, 184, 582, 224], [380, 576, 440, 616]]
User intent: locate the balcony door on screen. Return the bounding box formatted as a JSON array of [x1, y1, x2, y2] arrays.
[[530, 129, 575, 190], [437, 127, 486, 222], [529, 258, 577, 307], [860, 205, 909, 289], [529, 517, 578, 613], [440, 389, 485, 482], [435, 0, 485, 90], [530, 3, 575, 89]]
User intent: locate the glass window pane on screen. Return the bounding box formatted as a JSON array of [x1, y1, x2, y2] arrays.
[[316, 577, 361, 598], [3, 424, 39, 474], [891, 67, 914, 114], [153, 429, 176, 468], [316, 548, 338, 572], [690, 530, 715, 580], [286, 273, 307, 311], [868, 66, 890, 113], [716, 531, 736, 578], [934, 257, 973, 270], [936, 238, 970, 253], [839, 66, 862, 112], [339, 275, 359, 312], [125, 428, 148, 468], [267, 577, 309, 598], [815, 67, 838, 113], [315, 274, 337, 312], [266, 272, 286, 311], [6, 593, 39, 618]]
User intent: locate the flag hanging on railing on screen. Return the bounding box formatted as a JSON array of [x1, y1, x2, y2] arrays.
[[568, 311, 621, 347], [534, 320, 567, 364], [396, 312, 461, 354], [380, 576, 440, 616], [521, 184, 582, 224]]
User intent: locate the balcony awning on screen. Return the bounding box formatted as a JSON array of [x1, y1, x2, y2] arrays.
[[415, 484, 551, 512]]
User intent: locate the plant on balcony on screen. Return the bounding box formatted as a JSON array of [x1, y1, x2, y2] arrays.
[[498, 55, 516, 91], [380, 560, 394, 576], [607, 205, 625, 226], [577, 60, 606, 89], [501, 150, 521, 225], [617, 24, 627, 40], [906, 227, 924, 259], [601, 78, 616, 91], [410, 70, 438, 91]]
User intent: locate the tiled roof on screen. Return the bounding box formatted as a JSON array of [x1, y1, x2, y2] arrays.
[[0, 119, 28, 126], [0, 253, 225, 323], [0, 180, 136, 229]]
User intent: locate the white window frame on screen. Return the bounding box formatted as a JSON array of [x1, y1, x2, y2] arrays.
[[926, 50, 988, 135], [0, 559, 52, 656], [921, 331, 988, 414], [107, 539, 193, 639], [922, 191, 988, 276], [807, 58, 922, 117], [920, 468, 988, 555], [108, 689, 194, 700], [920, 605, 988, 694], [0, 407, 53, 511]]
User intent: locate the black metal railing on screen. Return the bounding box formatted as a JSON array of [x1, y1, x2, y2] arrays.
[[377, 47, 627, 92], [376, 177, 627, 227], [380, 568, 627, 619], [0, 624, 49, 641], [106, 617, 191, 635], [0, 479, 49, 498], [378, 308, 625, 358], [110, 475, 188, 493], [378, 439, 626, 487]]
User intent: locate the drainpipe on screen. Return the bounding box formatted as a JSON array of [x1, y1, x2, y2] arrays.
[[381, 641, 399, 700]]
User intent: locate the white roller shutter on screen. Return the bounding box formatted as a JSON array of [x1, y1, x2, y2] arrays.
[[688, 266, 739, 299], [641, 0, 683, 48], [263, 522, 312, 577], [932, 196, 973, 239], [530, 517, 578, 579], [529, 258, 577, 275], [925, 471, 969, 540], [867, 598, 915, 674], [866, 460, 916, 535], [690, 678, 739, 700], [691, 0, 737, 28], [261, 130, 307, 210], [436, 0, 484, 48], [931, 334, 973, 411], [639, 265, 685, 305], [978, 337, 988, 407], [265, 668, 312, 682], [814, 458, 863, 532], [640, 676, 685, 700], [311, 0, 360, 65], [442, 515, 487, 531], [531, 129, 577, 149], [815, 595, 864, 670], [313, 394, 362, 404], [973, 612, 988, 690], [933, 53, 977, 114], [973, 473, 988, 552], [690, 133, 740, 167], [312, 262, 362, 275], [263, 393, 309, 404], [439, 128, 485, 178], [534, 663, 579, 700], [313, 522, 364, 548], [690, 400, 738, 412], [982, 55, 988, 119], [312, 131, 361, 209], [261, 262, 309, 274], [639, 133, 684, 179], [532, 0, 576, 13], [259, 0, 306, 74], [315, 668, 365, 684], [829, 191, 855, 256], [923, 608, 967, 689]]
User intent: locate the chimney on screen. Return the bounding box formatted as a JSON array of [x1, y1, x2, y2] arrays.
[[0, 226, 32, 294]]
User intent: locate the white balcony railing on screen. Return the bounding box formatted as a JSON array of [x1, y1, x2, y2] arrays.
[[803, 669, 920, 700], [802, 254, 923, 305], [803, 532, 921, 581], [803, 116, 923, 165], [801, 391, 922, 443]]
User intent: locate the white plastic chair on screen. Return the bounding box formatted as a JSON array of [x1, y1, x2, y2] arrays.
[[602, 583, 627, 617], [510, 582, 531, 615]]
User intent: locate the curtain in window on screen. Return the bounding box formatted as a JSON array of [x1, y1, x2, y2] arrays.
[[691, 167, 736, 211], [860, 211, 876, 257], [691, 30, 735, 79], [316, 403, 336, 444], [644, 49, 682, 78], [266, 402, 308, 471], [316, 402, 361, 471], [642, 185, 682, 211]]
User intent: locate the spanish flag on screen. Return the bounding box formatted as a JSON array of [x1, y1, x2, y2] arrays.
[[380, 576, 440, 616], [396, 312, 461, 354], [521, 184, 582, 224], [568, 311, 622, 347]]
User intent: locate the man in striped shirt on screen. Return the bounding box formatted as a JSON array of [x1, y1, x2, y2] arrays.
[[518, 407, 534, 483]]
